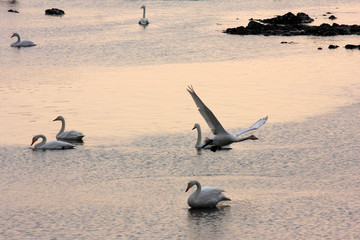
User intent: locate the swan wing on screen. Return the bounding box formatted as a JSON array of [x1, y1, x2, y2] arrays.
[[187, 86, 226, 135], [57, 130, 84, 140], [235, 116, 268, 137], [197, 186, 228, 205], [42, 140, 74, 150], [12, 40, 36, 47]]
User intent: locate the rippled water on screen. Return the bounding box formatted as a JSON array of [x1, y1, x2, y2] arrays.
[[1, 0, 360, 239]]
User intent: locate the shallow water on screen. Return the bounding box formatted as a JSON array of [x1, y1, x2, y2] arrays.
[[1, 0, 360, 239]]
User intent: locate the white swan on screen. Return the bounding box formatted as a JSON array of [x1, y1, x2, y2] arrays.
[[193, 123, 233, 150], [53, 116, 85, 141], [139, 5, 149, 25], [187, 85, 268, 152], [185, 180, 231, 208], [10, 33, 36, 47], [31, 134, 75, 150]]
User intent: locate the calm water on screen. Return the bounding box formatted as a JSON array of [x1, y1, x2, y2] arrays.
[[1, 0, 360, 239]]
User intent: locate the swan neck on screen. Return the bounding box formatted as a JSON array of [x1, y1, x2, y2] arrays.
[[57, 118, 65, 136], [195, 126, 202, 148], [15, 34, 20, 42], [236, 135, 252, 142], [143, 8, 146, 18], [194, 181, 201, 193], [35, 135, 46, 148]]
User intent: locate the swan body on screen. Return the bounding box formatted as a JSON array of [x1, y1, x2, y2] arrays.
[[10, 33, 36, 47], [187, 85, 268, 152], [139, 5, 149, 25], [193, 123, 233, 150], [31, 134, 75, 150], [53, 116, 85, 141], [185, 180, 231, 208]]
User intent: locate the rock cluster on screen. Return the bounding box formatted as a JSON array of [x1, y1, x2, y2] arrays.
[[224, 12, 360, 36], [45, 8, 65, 16]]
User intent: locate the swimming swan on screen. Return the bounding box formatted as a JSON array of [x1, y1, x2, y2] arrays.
[[53, 116, 85, 141], [185, 180, 231, 208], [187, 85, 267, 152], [139, 5, 149, 25], [31, 134, 75, 150], [192, 123, 233, 150], [10, 33, 36, 47]]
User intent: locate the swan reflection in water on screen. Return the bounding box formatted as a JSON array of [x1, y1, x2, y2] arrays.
[[187, 206, 231, 239]]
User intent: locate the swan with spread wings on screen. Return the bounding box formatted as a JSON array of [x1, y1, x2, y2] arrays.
[[187, 85, 268, 152]]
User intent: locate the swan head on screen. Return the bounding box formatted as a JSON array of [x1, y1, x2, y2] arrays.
[[31, 134, 45, 146], [53, 116, 64, 121], [192, 123, 200, 130], [249, 135, 258, 140], [185, 180, 198, 192], [11, 33, 19, 38], [140, 5, 146, 9]]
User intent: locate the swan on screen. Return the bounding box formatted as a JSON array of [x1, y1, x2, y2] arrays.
[[31, 134, 75, 150], [139, 5, 149, 25], [192, 123, 233, 150], [185, 180, 231, 208], [53, 116, 85, 141], [187, 85, 268, 152], [10, 33, 36, 47]]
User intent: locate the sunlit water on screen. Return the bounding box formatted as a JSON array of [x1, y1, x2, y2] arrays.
[[1, 0, 360, 239]]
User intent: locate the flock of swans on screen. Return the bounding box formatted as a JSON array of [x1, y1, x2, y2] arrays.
[[28, 86, 267, 208], [10, 5, 150, 48], [31, 116, 85, 150], [11, 2, 266, 208]]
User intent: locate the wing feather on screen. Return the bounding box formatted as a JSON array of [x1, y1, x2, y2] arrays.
[[235, 116, 268, 137], [187, 86, 226, 135]]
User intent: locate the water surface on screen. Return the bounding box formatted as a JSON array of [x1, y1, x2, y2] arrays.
[[0, 0, 359, 239]]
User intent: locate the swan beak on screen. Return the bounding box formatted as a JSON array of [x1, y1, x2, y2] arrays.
[[11, 34, 15, 38], [251, 135, 258, 140], [185, 185, 191, 192], [53, 117, 59, 121], [192, 126, 196, 130], [30, 139, 35, 146]]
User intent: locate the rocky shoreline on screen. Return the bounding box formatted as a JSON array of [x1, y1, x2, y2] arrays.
[[224, 12, 360, 37]]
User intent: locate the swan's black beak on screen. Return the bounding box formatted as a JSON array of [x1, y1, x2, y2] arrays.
[[192, 126, 196, 130], [185, 185, 191, 192], [201, 139, 213, 148], [30, 139, 35, 146], [53, 117, 58, 121]]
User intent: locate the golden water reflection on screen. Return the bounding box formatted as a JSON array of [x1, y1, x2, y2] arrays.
[[1, 54, 359, 145]]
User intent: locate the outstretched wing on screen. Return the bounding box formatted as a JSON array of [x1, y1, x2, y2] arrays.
[[235, 116, 268, 137], [187, 86, 226, 135]]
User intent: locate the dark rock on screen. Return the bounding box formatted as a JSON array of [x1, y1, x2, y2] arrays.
[[224, 26, 248, 35], [345, 44, 360, 49], [8, 9, 19, 13], [45, 8, 65, 16], [296, 12, 314, 23], [329, 15, 337, 20], [281, 41, 297, 44], [259, 12, 314, 25], [224, 12, 360, 36], [328, 45, 339, 49]]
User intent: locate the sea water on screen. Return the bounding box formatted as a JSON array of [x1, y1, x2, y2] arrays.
[[0, 0, 359, 239]]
